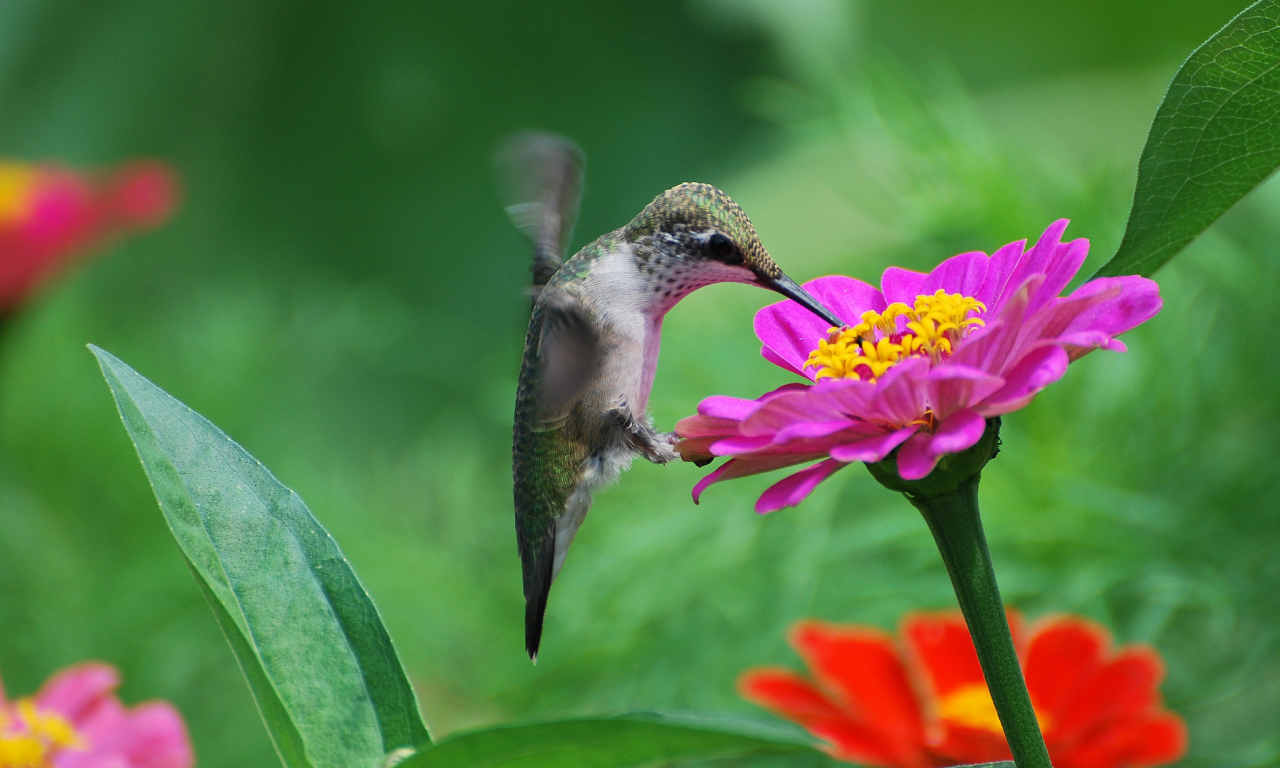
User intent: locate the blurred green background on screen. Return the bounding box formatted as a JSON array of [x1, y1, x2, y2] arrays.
[[0, 0, 1274, 765]]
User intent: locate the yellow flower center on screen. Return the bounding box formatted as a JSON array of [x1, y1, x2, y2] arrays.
[[805, 290, 986, 382], [937, 683, 1051, 735], [0, 699, 84, 768], [0, 164, 36, 227]]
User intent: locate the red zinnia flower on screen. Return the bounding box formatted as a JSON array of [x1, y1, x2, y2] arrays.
[[740, 612, 1187, 768], [0, 160, 180, 311]]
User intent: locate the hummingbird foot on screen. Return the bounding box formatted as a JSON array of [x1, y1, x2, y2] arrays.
[[639, 431, 681, 465], [636, 435, 679, 465], [608, 407, 679, 464]]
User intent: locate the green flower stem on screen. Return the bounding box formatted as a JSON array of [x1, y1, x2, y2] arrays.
[[910, 479, 1051, 768], [866, 418, 1050, 768]]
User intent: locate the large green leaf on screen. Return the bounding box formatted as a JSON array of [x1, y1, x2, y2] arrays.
[[91, 346, 431, 768], [1095, 0, 1280, 278], [398, 715, 830, 768]]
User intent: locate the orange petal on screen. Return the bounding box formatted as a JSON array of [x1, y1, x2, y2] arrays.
[[1049, 647, 1164, 747], [1023, 616, 1109, 730], [927, 723, 1013, 765], [1052, 711, 1188, 768], [740, 669, 915, 768], [809, 718, 929, 768], [790, 621, 929, 767], [902, 612, 986, 700], [739, 669, 846, 721]]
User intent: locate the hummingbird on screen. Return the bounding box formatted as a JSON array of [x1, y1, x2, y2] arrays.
[[501, 133, 845, 661]]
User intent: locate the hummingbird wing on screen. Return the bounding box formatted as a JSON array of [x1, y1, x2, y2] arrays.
[[536, 289, 601, 418], [495, 132, 585, 288]]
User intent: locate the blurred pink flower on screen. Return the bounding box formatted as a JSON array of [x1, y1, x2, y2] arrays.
[[0, 160, 180, 311], [0, 662, 193, 768], [678, 220, 1162, 512]]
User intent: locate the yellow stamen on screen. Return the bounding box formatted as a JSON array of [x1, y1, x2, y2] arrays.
[[0, 699, 85, 768], [937, 683, 1051, 735], [804, 289, 986, 382], [17, 701, 82, 750], [0, 163, 36, 226], [0, 735, 46, 768]]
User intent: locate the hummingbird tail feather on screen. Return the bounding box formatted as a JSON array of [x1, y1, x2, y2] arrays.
[[523, 528, 556, 662]]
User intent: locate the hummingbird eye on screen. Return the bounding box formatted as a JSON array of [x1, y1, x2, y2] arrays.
[[707, 233, 739, 263]]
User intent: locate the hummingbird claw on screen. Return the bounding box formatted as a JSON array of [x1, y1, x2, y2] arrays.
[[607, 407, 679, 464], [633, 429, 678, 464], [642, 432, 680, 465]]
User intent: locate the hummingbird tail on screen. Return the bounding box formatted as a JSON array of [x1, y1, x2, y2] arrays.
[[523, 529, 555, 662]]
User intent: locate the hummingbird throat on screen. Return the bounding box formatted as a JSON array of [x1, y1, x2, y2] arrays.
[[804, 290, 985, 382]]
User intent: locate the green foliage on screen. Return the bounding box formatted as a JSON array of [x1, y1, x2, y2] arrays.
[[92, 347, 429, 768], [1097, 0, 1280, 278], [402, 716, 827, 768], [1, 2, 1279, 768]]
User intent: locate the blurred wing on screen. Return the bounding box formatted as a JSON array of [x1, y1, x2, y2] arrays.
[[495, 132, 585, 287], [537, 290, 600, 418]]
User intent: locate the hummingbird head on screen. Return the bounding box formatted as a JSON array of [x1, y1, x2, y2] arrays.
[[623, 182, 845, 327]]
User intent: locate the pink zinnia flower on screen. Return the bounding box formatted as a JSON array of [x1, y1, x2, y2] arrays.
[[0, 662, 193, 768], [678, 220, 1161, 512], [0, 160, 180, 311]]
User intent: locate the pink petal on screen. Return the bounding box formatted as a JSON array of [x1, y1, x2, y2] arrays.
[[775, 419, 862, 441], [106, 162, 180, 230], [740, 390, 847, 436], [675, 414, 741, 439], [896, 409, 987, 481], [802, 377, 881, 423], [861, 356, 930, 425], [950, 275, 1041, 377], [761, 344, 805, 377], [975, 344, 1069, 417], [1060, 275, 1162, 339], [980, 220, 1080, 316], [692, 463, 734, 503], [923, 364, 1005, 421], [809, 375, 877, 402], [807, 275, 886, 326], [1006, 220, 1071, 301], [762, 382, 816, 402], [1058, 331, 1126, 360], [922, 251, 988, 298], [58, 701, 193, 768], [36, 663, 120, 726], [1029, 235, 1089, 314], [755, 276, 885, 376], [976, 238, 1028, 313], [120, 703, 195, 768], [697, 395, 760, 421], [1014, 278, 1123, 348], [829, 425, 920, 463], [880, 267, 927, 306], [711, 435, 775, 455], [57, 700, 129, 768], [692, 453, 827, 503], [755, 458, 847, 514]]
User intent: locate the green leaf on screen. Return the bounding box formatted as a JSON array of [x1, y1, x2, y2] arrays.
[[398, 714, 829, 768], [1095, 0, 1280, 278], [91, 346, 431, 768]]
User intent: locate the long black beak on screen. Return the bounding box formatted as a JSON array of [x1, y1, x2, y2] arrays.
[[760, 273, 846, 328]]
